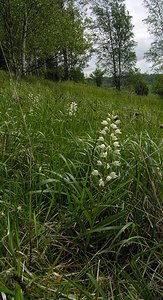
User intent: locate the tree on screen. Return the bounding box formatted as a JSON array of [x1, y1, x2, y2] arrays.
[[91, 0, 136, 90], [152, 74, 163, 97], [0, 0, 90, 78], [90, 67, 105, 86], [123, 68, 149, 95], [0, 0, 61, 75], [143, 0, 163, 72]]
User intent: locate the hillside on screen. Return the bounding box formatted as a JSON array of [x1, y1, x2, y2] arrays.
[[0, 71, 163, 299]]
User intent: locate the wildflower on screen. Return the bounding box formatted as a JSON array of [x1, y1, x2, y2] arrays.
[[113, 141, 120, 147], [106, 175, 112, 182], [115, 129, 122, 134], [91, 111, 122, 188], [110, 172, 118, 179], [100, 151, 107, 158], [100, 129, 107, 135], [98, 136, 104, 142], [114, 149, 121, 155], [101, 120, 108, 126], [112, 161, 121, 167], [97, 160, 103, 166], [113, 115, 118, 120], [92, 170, 99, 176], [99, 179, 105, 187], [111, 133, 118, 141], [107, 145, 112, 151], [110, 123, 117, 129], [17, 206, 22, 211], [98, 143, 106, 149], [68, 101, 78, 116], [115, 119, 121, 125]]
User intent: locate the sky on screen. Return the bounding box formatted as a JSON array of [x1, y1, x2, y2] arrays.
[[84, 0, 153, 76]]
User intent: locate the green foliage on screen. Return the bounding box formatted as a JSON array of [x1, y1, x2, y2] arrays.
[[152, 74, 163, 97], [143, 0, 163, 72], [124, 69, 150, 96], [135, 79, 149, 96], [69, 67, 85, 82], [92, 0, 136, 90], [0, 71, 163, 299], [89, 68, 105, 86], [0, 0, 90, 78]]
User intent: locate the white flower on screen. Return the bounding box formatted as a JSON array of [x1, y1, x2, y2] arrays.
[[106, 163, 110, 169], [97, 160, 103, 166], [98, 136, 104, 142], [99, 179, 105, 187], [100, 129, 107, 135], [104, 126, 109, 131], [115, 129, 122, 134], [101, 120, 108, 126], [107, 145, 112, 151], [111, 133, 118, 141], [112, 161, 121, 167], [107, 117, 111, 122], [98, 143, 106, 149], [100, 151, 107, 158], [17, 206, 22, 211], [106, 175, 112, 182], [113, 141, 120, 147], [110, 172, 118, 179], [114, 149, 121, 155], [92, 170, 99, 176], [115, 119, 121, 124], [110, 123, 117, 129], [68, 101, 78, 116]]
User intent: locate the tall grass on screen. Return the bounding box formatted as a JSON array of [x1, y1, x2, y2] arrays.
[[0, 70, 162, 299]]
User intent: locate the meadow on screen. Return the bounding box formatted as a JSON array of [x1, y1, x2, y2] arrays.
[[0, 70, 162, 299]]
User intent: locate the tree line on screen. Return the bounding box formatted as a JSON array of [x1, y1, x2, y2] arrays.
[[0, 0, 90, 80], [0, 0, 162, 90]]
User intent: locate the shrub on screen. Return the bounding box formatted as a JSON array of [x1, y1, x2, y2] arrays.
[[135, 79, 149, 96], [89, 68, 105, 87], [152, 74, 163, 97]]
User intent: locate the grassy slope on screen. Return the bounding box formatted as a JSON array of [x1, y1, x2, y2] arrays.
[[0, 70, 163, 299]]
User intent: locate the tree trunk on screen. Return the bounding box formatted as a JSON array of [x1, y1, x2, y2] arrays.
[[63, 48, 69, 80], [22, 3, 28, 76]]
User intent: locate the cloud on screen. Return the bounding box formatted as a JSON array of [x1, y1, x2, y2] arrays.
[[125, 0, 154, 72], [135, 36, 153, 61], [136, 59, 153, 73]]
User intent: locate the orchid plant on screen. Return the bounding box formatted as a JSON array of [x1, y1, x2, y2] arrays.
[[91, 112, 122, 187]]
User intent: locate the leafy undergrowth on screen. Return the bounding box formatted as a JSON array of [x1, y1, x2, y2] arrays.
[[0, 71, 163, 299]]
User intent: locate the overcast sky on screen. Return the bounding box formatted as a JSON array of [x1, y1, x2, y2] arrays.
[[84, 0, 153, 75]]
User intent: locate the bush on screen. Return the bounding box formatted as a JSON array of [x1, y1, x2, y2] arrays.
[[135, 80, 149, 96], [152, 74, 163, 97], [69, 68, 85, 83], [89, 68, 105, 87]]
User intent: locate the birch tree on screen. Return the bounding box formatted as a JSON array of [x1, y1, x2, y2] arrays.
[[91, 0, 136, 90], [144, 0, 163, 72]]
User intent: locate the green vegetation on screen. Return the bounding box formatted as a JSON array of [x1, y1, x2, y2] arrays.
[[89, 68, 105, 87], [152, 74, 163, 97], [143, 0, 163, 72], [0, 70, 163, 299], [92, 0, 136, 90]]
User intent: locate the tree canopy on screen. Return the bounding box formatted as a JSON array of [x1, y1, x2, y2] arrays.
[[91, 0, 136, 90], [144, 0, 163, 72], [0, 0, 90, 79]]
